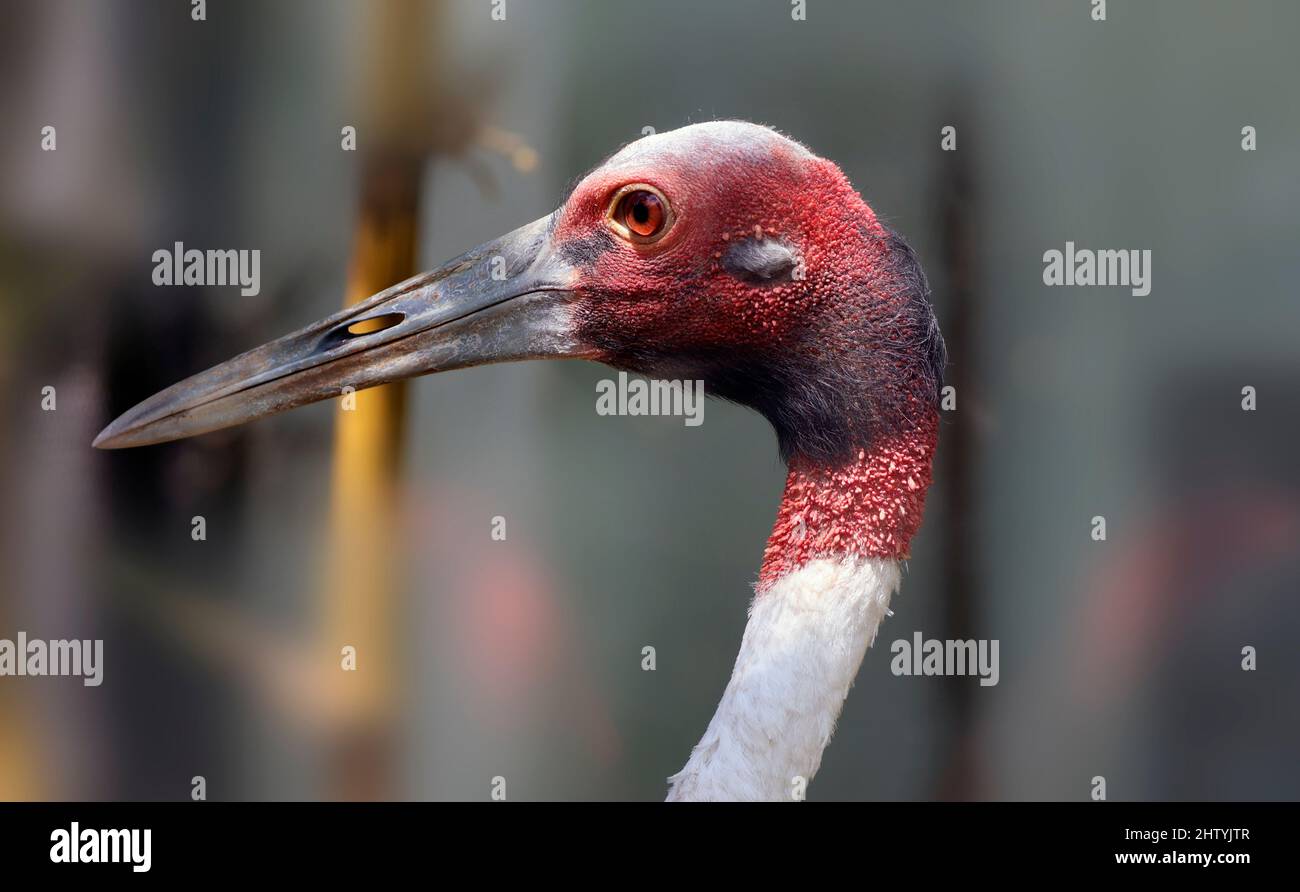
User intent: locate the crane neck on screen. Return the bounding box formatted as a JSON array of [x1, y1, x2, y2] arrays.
[[759, 412, 939, 589], [666, 414, 939, 800], [666, 555, 903, 800]]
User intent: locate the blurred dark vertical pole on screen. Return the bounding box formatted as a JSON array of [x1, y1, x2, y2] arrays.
[[324, 0, 435, 801], [934, 108, 983, 800]]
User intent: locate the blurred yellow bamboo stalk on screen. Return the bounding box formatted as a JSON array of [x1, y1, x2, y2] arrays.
[[323, 160, 418, 722], [322, 0, 434, 800], [0, 690, 45, 799]]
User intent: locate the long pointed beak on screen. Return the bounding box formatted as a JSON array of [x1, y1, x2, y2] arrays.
[[94, 214, 588, 449]]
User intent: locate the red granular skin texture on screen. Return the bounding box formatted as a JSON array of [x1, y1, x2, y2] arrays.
[[563, 154, 883, 359], [758, 411, 938, 591]]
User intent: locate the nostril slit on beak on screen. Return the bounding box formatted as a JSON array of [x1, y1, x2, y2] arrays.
[[341, 312, 405, 337]]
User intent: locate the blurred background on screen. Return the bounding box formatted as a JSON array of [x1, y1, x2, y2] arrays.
[[1, 0, 1297, 801]]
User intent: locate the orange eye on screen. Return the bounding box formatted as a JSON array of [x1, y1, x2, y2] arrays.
[[609, 185, 672, 244]]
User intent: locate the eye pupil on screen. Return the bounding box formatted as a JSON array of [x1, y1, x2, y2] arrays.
[[632, 202, 650, 224]]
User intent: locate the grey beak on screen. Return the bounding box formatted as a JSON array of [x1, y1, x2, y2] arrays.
[[94, 214, 588, 449]]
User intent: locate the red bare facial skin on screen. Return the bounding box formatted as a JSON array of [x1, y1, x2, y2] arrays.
[[758, 411, 938, 590], [551, 124, 941, 587], [556, 148, 886, 360]]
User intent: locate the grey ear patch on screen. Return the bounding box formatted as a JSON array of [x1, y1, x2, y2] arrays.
[[722, 237, 800, 284]]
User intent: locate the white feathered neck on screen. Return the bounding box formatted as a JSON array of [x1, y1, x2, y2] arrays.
[[665, 419, 937, 802], [666, 556, 901, 801]]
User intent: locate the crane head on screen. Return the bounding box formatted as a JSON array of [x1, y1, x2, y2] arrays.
[[95, 121, 943, 463]]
